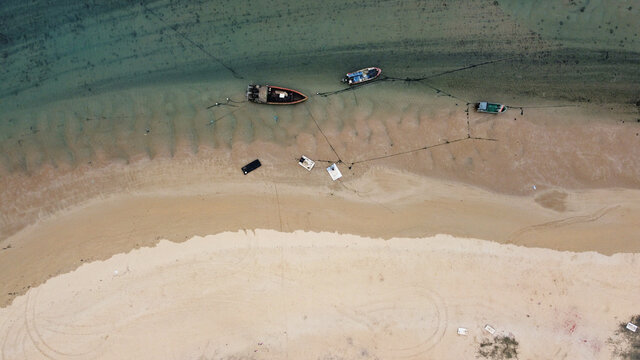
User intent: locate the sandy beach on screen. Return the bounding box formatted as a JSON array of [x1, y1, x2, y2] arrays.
[[1, 230, 639, 359], [1, 150, 640, 358], [1, 77, 640, 360], [2, 0, 640, 358]]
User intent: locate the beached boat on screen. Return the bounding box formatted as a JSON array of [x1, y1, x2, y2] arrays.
[[246, 85, 307, 105], [342, 67, 382, 85], [476, 102, 507, 114]]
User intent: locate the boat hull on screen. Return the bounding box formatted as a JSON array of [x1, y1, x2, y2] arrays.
[[342, 67, 382, 85], [246, 85, 307, 105]]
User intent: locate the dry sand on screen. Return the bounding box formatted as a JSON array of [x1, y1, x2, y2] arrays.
[[1, 230, 639, 359]]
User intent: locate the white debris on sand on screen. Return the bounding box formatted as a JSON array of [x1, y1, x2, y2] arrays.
[[484, 324, 496, 335], [326, 163, 342, 181]]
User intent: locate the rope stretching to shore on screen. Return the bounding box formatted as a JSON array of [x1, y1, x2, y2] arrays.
[[316, 57, 515, 100]]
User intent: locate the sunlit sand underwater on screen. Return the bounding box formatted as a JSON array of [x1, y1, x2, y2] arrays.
[[1, 0, 638, 177]]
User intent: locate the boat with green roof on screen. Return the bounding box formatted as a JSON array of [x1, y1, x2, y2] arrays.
[[476, 102, 507, 114]]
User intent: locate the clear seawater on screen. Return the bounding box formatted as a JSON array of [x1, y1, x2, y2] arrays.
[[1, 0, 638, 174]]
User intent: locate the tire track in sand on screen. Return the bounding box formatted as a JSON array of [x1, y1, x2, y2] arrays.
[[507, 205, 620, 245], [331, 284, 448, 358], [23, 288, 107, 359]]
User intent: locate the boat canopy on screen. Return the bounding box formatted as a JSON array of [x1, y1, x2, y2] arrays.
[[258, 86, 268, 103], [347, 71, 365, 83]]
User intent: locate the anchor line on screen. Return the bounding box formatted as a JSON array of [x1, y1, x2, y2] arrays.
[[304, 104, 342, 163], [348, 137, 497, 166], [206, 103, 248, 126], [383, 57, 516, 82], [314, 57, 514, 99], [505, 104, 578, 109], [419, 81, 472, 103], [315, 80, 379, 97], [141, 2, 244, 79], [207, 97, 247, 109]]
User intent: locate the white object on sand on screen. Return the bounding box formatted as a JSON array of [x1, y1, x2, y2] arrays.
[[298, 155, 315, 171], [532, 185, 537, 190], [327, 163, 342, 181], [457, 327, 468, 335], [484, 324, 496, 335], [627, 322, 638, 332]]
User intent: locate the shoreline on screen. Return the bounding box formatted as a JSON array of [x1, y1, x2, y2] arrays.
[[1, 162, 639, 308], [2, 84, 639, 308], [2, 82, 639, 240]]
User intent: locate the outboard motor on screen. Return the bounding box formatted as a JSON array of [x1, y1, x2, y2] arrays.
[[246, 85, 258, 101]]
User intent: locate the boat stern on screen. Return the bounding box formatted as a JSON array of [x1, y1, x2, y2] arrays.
[[476, 101, 507, 114], [246, 84, 270, 104], [246, 85, 259, 102]]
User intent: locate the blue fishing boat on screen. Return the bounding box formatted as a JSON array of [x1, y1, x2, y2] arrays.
[[342, 67, 382, 85]]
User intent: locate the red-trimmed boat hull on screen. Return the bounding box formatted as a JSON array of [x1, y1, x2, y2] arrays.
[[246, 85, 308, 105]]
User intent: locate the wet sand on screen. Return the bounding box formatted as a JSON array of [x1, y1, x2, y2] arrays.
[[2, 83, 639, 238]]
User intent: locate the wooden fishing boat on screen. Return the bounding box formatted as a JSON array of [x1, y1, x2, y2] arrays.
[[476, 102, 507, 114], [246, 85, 307, 105], [342, 67, 382, 85]]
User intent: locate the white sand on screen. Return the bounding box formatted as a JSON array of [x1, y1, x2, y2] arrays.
[[1, 230, 638, 359]]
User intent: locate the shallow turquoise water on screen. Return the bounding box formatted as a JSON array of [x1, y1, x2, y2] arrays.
[[2, 0, 637, 105], [0, 0, 638, 174]]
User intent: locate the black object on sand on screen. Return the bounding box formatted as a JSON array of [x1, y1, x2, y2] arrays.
[[242, 159, 261, 175]]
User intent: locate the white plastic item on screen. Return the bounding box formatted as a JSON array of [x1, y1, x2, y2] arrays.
[[484, 324, 496, 335], [326, 163, 342, 181]]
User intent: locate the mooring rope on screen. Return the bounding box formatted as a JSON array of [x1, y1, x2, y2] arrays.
[[207, 97, 246, 109], [315, 57, 515, 99], [140, 2, 244, 80], [346, 136, 497, 167], [304, 103, 342, 163]]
